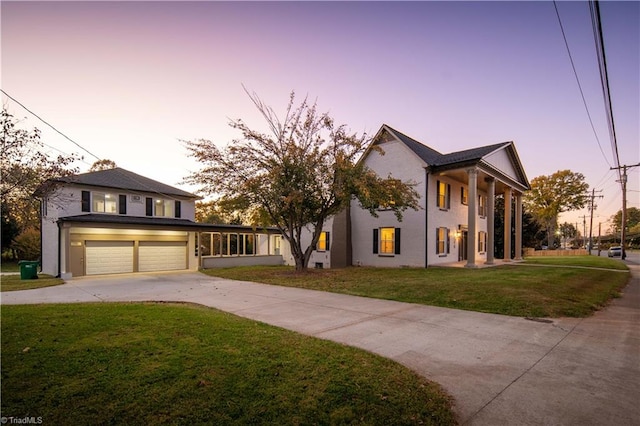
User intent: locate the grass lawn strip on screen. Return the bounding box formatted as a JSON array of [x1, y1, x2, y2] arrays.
[[1, 303, 455, 425], [203, 256, 629, 318], [1, 274, 65, 292]]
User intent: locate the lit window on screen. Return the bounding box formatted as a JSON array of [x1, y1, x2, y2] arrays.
[[154, 199, 174, 217], [461, 187, 468, 205], [317, 231, 330, 251], [436, 227, 449, 255], [437, 181, 450, 209], [92, 193, 117, 213], [380, 227, 395, 254]]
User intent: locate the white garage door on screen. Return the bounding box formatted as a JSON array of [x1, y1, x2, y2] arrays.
[[138, 241, 187, 272], [85, 241, 134, 275]]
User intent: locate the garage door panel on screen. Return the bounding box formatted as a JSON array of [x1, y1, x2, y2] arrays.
[[139, 241, 187, 272], [85, 241, 134, 275]]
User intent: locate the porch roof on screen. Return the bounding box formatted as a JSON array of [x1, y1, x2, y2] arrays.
[[57, 214, 281, 234]]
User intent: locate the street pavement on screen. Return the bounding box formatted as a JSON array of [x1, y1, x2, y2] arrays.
[[2, 259, 638, 425]]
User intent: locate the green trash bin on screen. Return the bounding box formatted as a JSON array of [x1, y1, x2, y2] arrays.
[[18, 260, 39, 280]]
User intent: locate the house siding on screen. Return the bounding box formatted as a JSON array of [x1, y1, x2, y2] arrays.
[[40, 184, 198, 277], [351, 139, 427, 267]]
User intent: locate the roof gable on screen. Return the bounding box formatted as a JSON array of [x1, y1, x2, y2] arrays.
[[52, 168, 198, 199], [366, 125, 529, 191], [380, 124, 442, 165]]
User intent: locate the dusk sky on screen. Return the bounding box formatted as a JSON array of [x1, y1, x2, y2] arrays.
[[2, 1, 638, 234]]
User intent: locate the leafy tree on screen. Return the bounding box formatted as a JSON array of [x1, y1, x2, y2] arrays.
[[184, 91, 419, 271], [610, 207, 640, 235], [494, 195, 541, 257], [1, 108, 79, 258], [523, 170, 588, 248], [195, 200, 245, 225], [13, 228, 40, 260], [89, 159, 117, 171]]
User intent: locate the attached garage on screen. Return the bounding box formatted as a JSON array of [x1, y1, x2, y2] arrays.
[[139, 241, 187, 272], [85, 241, 134, 275]]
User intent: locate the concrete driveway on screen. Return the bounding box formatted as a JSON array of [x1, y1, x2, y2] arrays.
[[2, 262, 639, 425]]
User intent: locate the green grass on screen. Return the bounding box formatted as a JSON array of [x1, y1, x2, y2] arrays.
[[1, 274, 65, 292], [1, 261, 20, 272], [1, 303, 455, 425], [523, 255, 628, 270], [203, 258, 629, 318]]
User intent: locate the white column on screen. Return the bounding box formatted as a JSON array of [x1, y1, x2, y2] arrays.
[[485, 177, 495, 265], [466, 168, 478, 268], [503, 187, 512, 261], [515, 192, 523, 261]]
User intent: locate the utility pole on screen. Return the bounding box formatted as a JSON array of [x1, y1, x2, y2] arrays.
[[579, 215, 588, 250], [611, 163, 640, 260], [598, 222, 602, 256], [587, 188, 603, 255]]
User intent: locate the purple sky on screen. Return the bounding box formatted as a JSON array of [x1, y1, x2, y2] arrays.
[[2, 1, 638, 234]]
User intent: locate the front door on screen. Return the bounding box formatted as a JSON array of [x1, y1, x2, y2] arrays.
[[459, 230, 468, 261], [69, 241, 84, 277]]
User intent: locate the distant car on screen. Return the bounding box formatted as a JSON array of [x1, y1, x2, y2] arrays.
[[608, 246, 622, 257]]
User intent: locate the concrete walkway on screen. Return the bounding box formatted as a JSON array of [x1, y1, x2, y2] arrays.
[[2, 264, 639, 425]]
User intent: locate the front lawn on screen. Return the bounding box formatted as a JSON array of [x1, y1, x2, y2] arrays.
[[203, 257, 629, 318], [1, 274, 65, 292], [523, 255, 628, 270], [1, 303, 455, 425]]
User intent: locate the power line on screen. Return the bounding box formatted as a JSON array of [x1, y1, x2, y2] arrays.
[[589, 1, 621, 174], [1, 89, 101, 161], [552, 1, 611, 168]]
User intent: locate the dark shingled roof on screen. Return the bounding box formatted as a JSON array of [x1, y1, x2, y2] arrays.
[[52, 168, 197, 199], [383, 125, 443, 165], [435, 142, 511, 167], [380, 124, 514, 169]]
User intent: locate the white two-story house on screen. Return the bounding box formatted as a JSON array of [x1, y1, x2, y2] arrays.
[[38, 167, 286, 278], [309, 124, 530, 269]]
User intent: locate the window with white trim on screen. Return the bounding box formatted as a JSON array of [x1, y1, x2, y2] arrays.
[[316, 231, 330, 251], [461, 187, 468, 205], [373, 227, 401, 255], [380, 228, 395, 254], [92, 192, 117, 213], [437, 181, 450, 209], [478, 231, 487, 253], [436, 227, 450, 255], [479, 195, 488, 217]]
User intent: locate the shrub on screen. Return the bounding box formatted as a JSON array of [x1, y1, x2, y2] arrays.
[[13, 228, 40, 260]]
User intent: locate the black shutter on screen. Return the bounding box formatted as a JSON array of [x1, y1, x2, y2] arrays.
[[447, 184, 451, 209], [436, 180, 440, 207], [446, 228, 451, 254], [394, 228, 401, 255], [373, 229, 379, 254], [81, 191, 90, 212], [146, 197, 153, 216], [119, 195, 127, 215], [436, 228, 440, 253], [175, 200, 181, 218], [326, 232, 330, 251]]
